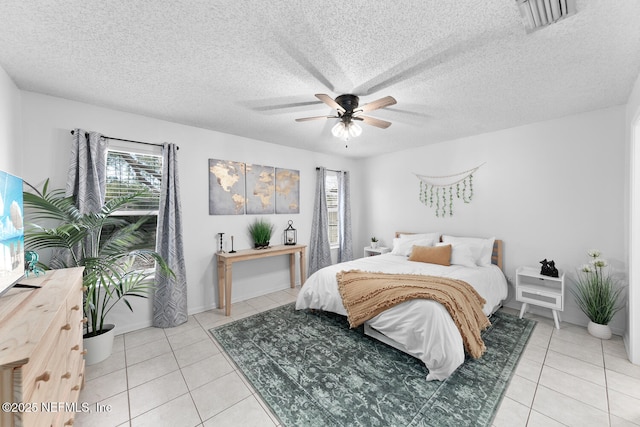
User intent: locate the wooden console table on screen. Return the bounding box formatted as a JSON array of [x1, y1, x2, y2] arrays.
[[216, 244, 306, 316]]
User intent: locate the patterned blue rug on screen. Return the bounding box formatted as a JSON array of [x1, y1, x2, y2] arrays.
[[210, 304, 535, 427]]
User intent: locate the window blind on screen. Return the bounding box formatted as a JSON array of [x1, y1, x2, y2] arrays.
[[105, 150, 162, 212], [326, 173, 339, 246]]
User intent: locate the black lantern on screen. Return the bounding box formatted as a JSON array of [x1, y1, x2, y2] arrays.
[[284, 220, 297, 245]]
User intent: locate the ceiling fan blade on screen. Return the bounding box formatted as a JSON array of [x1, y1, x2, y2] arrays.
[[356, 96, 397, 113], [315, 94, 346, 113], [358, 115, 392, 129], [295, 115, 337, 122]]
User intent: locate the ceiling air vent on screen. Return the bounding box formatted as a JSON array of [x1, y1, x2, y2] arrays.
[[516, 0, 577, 32]]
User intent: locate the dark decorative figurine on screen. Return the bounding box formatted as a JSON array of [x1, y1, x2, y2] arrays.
[[539, 259, 559, 278]]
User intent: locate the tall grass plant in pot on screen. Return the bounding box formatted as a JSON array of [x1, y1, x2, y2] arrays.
[[570, 250, 623, 339], [23, 180, 173, 363], [248, 218, 274, 248]]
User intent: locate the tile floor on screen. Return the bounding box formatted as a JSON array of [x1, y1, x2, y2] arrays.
[[76, 289, 640, 427]]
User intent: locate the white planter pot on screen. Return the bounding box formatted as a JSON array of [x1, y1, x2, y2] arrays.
[[83, 324, 115, 365], [371, 242, 378, 249], [587, 321, 612, 340]]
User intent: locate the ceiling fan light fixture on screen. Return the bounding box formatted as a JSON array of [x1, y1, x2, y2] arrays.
[[516, 0, 576, 32], [348, 122, 362, 138], [332, 120, 362, 140], [332, 121, 347, 138], [296, 93, 396, 139]]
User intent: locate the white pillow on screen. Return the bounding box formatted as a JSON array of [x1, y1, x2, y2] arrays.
[[391, 237, 437, 256], [437, 242, 476, 267], [398, 232, 441, 242], [441, 235, 495, 266]]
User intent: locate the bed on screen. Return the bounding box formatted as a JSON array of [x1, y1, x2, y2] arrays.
[[295, 233, 508, 381]]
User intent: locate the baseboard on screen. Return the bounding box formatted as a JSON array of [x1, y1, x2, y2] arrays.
[[189, 281, 297, 316], [112, 319, 153, 336], [503, 301, 625, 336]]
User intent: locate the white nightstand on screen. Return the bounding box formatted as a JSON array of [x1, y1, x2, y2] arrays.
[[516, 266, 565, 329], [364, 246, 390, 257]]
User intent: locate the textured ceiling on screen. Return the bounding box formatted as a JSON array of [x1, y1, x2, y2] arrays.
[[1, 1, 639, 158]]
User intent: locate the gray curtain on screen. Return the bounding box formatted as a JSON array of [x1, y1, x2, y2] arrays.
[[58, 129, 107, 268], [338, 171, 353, 263], [153, 143, 188, 328], [308, 167, 332, 275], [65, 129, 108, 213]]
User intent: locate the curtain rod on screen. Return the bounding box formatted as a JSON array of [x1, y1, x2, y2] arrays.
[[316, 167, 341, 173], [70, 130, 179, 150]]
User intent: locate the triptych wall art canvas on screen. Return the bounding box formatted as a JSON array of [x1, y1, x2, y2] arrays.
[[208, 159, 300, 215]]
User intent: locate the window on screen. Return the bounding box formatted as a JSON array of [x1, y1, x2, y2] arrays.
[[326, 171, 339, 247], [104, 149, 163, 268], [105, 150, 162, 213]]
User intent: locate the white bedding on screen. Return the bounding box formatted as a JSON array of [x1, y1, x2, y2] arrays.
[[295, 253, 508, 380]]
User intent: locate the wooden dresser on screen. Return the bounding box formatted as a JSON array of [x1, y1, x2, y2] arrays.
[[0, 267, 85, 427]]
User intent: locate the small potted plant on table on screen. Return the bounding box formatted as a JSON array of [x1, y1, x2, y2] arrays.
[[370, 237, 379, 249], [248, 218, 274, 249]]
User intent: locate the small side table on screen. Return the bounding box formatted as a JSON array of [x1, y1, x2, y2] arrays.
[[364, 246, 390, 257], [516, 266, 565, 329]]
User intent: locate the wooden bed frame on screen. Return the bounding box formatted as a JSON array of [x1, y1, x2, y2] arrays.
[[364, 233, 505, 357]]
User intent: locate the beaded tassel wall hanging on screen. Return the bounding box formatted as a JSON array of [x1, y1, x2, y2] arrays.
[[415, 163, 484, 217]]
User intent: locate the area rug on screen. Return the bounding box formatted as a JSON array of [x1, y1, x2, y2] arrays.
[[210, 304, 535, 427]]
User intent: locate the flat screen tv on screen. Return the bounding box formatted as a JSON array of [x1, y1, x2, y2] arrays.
[[0, 169, 25, 296]]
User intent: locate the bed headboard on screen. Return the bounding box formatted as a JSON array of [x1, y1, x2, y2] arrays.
[[491, 240, 503, 271], [394, 232, 503, 271]]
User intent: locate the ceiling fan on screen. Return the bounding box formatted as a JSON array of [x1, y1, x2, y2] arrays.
[[295, 94, 397, 140]]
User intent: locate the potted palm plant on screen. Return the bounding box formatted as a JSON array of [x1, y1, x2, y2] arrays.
[[23, 180, 173, 364], [571, 249, 624, 339], [248, 218, 274, 249]]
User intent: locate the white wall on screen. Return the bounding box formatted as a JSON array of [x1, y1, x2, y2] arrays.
[[14, 87, 633, 340], [0, 66, 22, 175], [20, 91, 362, 334], [360, 106, 627, 334], [626, 72, 640, 364]]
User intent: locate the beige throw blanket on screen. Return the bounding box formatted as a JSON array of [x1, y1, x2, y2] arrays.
[[336, 270, 490, 359]]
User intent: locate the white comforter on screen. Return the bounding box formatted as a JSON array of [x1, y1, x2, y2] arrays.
[[295, 253, 508, 380]]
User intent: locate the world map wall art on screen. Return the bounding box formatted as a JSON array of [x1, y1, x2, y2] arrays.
[[208, 159, 300, 215]]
